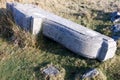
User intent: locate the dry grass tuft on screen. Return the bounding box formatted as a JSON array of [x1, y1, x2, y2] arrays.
[[0, 8, 36, 48]]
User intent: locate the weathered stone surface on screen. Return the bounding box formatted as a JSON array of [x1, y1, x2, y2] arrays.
[[6, 2, 117, 61], [42, 66, 59, 76], [42, 20, 116, 61], [82, 69, 99, 79]]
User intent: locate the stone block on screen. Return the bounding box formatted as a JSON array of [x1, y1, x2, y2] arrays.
[[42, 19, 116, 61], [6, 2, 117, 61]]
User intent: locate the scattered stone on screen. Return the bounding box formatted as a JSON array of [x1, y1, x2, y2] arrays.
[[93, 69, 107, 80], [111, 24, 120, 40], [75, 69, 107, 80], [42, 66, 59, 76], [111, 8, 120, 41], [81, 68, 99, 79], [41, 65, 65, 80], [111, 8, 120, 23], [111, 24, 120, 33]]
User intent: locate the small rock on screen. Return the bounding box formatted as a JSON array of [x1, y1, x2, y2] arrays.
[[43, 66, 59, 76], [111, 8, 120, 23], [111, 24, 120, 41], [111, 24, 120, 33], [81, 68, 99, 79]]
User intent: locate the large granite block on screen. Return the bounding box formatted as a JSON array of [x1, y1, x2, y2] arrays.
[[31, 17, 43, 34], [42, 19, 116, 61], [6, 2, 117, 61]]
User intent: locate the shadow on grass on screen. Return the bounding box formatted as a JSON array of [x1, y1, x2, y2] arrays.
[[36, 33, 100, 62], [36, 33, 101, 80], [0, 8, 14, 41], [95, 24, 112, 36], [0, 8, 26, 48], [92, 9, 111, 22], [0, 8, 35, 48], [91, 9, 113, 36]]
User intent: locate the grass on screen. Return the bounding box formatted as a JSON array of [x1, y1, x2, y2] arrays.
[[0, 0, 120, 80]]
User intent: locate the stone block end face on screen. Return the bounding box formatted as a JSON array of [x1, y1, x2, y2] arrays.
[[97, 39, 117, 61], [31, 17, 43, 35]]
